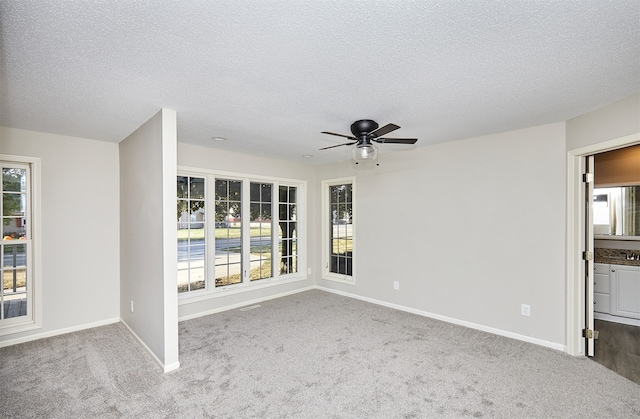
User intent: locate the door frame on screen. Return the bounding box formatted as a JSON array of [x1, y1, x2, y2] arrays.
[[566, 132, 640, 356]]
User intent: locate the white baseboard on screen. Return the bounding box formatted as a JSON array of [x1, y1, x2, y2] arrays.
[[315, 286, 566, 352], [0, 317, 120, 348], [120, 318, 181, 373], [178, 285, 316, 322], [594, 312, 640, 327]]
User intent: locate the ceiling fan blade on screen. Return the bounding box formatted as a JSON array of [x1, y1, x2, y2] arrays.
[[321, 131, 356, 140], [319, 142, 355, 150], [369, 123, 400, 138], [373, 138, 418, 144]]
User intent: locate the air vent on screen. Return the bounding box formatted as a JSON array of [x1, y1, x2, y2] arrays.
[[239, 304, 261, 312]]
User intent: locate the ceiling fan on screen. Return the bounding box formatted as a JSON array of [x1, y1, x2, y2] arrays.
[[320, 119, 417, 163]]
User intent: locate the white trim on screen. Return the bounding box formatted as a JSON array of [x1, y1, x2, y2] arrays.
[[566, 132, 640, 356], [595, 312, 640, 327], [121, 318, 180, 373], [317, 286, 566, 352], [565, 152, 584, 356], [178, 274, 307, 305], [161, 108, 180, 371], [178, 165, 305, 185], [0, 317, 119, 348], [0, 154, 42, 333], [178, 285, 315, 322]]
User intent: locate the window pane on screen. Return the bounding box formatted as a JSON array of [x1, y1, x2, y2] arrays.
[[2, 168, 26, 193], [2, 193, 25, 217], [2, 244, 27, 269], [262, 203, 272, 221], [250, 202, 260, 220], [177, 176, 188, 199], [2, 217, 26, 239], [216, 179, 228, 200], [3, 268, 27, 294], [229, 180, 241, 200], [177, 200, 188, 220], [189, 267, 205, 291], [250, 183, 260, 201], [281, 185, 290, 202], [344, 185, 352, 203], [190, 177, 205, 199], [3, 293, 27, 319], [190, 201, 205, 225], [262, 184, 272, 202], [177, 269, 189, 293]]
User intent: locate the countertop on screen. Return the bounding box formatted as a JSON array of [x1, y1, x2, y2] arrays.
[[595, 248, 640, 267]]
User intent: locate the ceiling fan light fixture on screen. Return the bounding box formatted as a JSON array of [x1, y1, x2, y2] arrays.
[[352, 143, 378, 162]]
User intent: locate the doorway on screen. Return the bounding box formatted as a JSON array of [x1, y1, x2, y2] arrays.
[[590, 146, 640, 384], [567, 136, 640, 385]]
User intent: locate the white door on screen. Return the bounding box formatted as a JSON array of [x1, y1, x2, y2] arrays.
[[584, 155, 595, 356]]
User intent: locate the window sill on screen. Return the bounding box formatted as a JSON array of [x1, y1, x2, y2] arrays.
[[0, 321, 40, 337], [178, 274, 307, 305], [321, 273, 356, 285]]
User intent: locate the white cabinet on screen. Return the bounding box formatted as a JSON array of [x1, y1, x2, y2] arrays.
[[611, 264, 640, 320], [594, 263, 610, 314]]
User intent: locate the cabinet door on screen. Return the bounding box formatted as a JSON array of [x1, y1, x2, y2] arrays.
[[593, 292, 610, 314], [593, 273, 610, 294], [611, 265, 640, 319], [594, 263, 609, 275]]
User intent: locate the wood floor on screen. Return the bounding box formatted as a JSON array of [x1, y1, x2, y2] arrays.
[[592, 319, 640, 385]]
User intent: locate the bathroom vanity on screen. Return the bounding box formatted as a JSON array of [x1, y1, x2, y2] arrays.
[[594, 256, 640, 323]]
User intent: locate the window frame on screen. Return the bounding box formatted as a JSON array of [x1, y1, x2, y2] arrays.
[[0, 155, 41, 336], [322, 177, 356, 284], [177, 166, 307, 303]]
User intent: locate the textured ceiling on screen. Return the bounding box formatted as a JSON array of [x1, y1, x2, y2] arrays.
[[1, 1, 639, 165]]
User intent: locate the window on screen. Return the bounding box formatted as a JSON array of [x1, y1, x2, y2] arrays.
[[177, 170, 305, 298], [215, 178, 243, 286], [1, 156, 39, 334], [279, 185, 297, 275], [250, 182, 273, 281], [177, 176, 205, 293], [322, 178, 354, 283]]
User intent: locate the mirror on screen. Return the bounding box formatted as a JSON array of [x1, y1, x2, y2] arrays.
[[594, 185, 640, 237]]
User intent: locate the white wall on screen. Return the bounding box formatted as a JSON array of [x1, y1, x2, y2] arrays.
[[119, 109, 179, 371], [177, 143, 317, 319], [0, 127, 120, 345], [316, 123, 567, 348], [567, 93, 640, 151]]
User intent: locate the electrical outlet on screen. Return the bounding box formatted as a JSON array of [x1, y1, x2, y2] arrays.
[[393, 281, 400, 290], [130, 300, 134, 313], [521, 304, 531, 316], [308, 267, 312, 275]]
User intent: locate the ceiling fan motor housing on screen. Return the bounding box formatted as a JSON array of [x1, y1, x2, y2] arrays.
[[351, 119, 379, 136]]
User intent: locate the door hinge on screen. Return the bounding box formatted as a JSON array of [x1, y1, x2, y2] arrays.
[[582, 328, 599, 339], [582, 251, 593, 261], [583, 173, 593, 183]]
